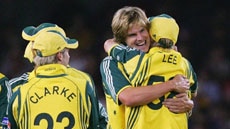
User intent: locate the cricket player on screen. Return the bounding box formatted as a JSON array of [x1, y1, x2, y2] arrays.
[[104, 14, 198, 129], [100, 6, 193, 129], [8, 29, 103, 129], [9, 23, 108, 129], [0, 73, 11, 128]]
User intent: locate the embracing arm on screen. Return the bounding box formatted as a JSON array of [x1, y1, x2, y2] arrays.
[[119, 74, 189, 107], [163, 58, 198, 114], [100, 56, 189, 108], [104, 38, 142, 63], [104, 38, 117, 53], [163, 93, 194, 114]]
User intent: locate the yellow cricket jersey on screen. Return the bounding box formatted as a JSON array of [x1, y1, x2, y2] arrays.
[[100, 56, 131, 129], [9, 66, 94, 93], [8, 64, 100, 129], [110, 45, 198, 129], [67, 66, 108, 128], [9, 65, 108, 129]]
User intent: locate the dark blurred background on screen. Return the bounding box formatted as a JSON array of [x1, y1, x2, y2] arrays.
[[0, 0, 229, 129]]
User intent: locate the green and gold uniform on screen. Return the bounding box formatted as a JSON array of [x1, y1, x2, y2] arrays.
[[8, 64, 103, 129], [108, 45, 198, 129], [67, 67, 108, 128], [9, 65, 107, 129], [0, 73, 11, 127], [100, 56, 131, 129]]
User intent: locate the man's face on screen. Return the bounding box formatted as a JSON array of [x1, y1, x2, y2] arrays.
[[125, 23, 151, 52]]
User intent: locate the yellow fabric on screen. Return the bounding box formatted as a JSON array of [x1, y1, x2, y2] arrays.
[[0, 73, 4, 92], [108, 44, 119, 56], [22, 24, 66, 41], [0, 73, 5, 78], [100, 58, 131, 129], [24, 42, 34, 62], [23, 26, 66, 62], [67, 66, 93, 85], [11, 67, 93, 95], [33, 31, 78, 57], [123, 47, 194, 129], [105, 94, 125, 129], [11, 64, 91, 129], [149, 16, 179, 44]]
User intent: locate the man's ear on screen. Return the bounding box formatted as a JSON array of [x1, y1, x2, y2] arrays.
[[172, 45, 178, 51], [56, 52, 63, 61]]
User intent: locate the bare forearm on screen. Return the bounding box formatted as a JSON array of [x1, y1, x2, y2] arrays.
[[119, 81, 174, 107], [118, 74, 189, 107]]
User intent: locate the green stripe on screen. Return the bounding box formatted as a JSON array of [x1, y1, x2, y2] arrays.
[[36, 74, 67, 78], [127, 106, 140, 129], [130, 53, 145, 80]]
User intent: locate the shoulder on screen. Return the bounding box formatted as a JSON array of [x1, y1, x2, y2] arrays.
[[67, 67, 89, 76], [100, 56, 119, 65], [101, 56, 113, 62], [100, 56, 116, 69], [0, 73, 8, 92], [181, 57, 194, 68], [0, 73, 8, 80], [9, 72, 29, 88], [64, 73, 91, 88], [67, 67, 93, 82], [0, 73, 8, 86], [100, 56, 124, 74], [0, 73, 5, 78], [65, 75, 95, 97], [111, 45, 142, 63]]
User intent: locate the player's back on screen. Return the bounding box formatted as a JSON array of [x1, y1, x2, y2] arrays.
[[67, 66, 93, 85], [125, 47, 188, 129], [8, 64, 92, 129], [132, 47, 185, 84]]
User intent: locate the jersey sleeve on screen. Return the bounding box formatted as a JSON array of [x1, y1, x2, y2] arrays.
[[182, 58, 198, 94], [109, 44, 143, 63], [9, 72, 29, 93], [0, 73, 11, 124], [86, 79, 108, 129], [100, 56, 131, 104]]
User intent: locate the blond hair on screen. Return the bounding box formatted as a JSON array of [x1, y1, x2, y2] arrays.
[[33, 49, 66, 66], [112, 6, 150, 43], [33, 55, 57, 66]]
